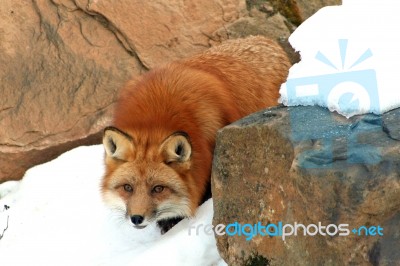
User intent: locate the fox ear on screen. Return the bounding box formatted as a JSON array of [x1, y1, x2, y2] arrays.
[[103, 127, 133, 161], [160, 132, 192, 164]]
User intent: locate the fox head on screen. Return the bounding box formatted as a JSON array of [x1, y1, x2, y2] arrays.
[[101, 126, 194, 230]]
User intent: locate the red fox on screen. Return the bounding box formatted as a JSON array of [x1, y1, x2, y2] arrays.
[[101, 36, 291, 233]]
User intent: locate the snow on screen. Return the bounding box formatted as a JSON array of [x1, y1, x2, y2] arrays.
[[280, 0, 400, 118], [0, 145, 226, 266]]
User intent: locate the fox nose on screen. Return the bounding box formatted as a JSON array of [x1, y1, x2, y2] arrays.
[[131, 215, 144, 225]]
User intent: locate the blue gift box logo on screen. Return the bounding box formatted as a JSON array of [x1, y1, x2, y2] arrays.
[[286, 39, 382, 168]]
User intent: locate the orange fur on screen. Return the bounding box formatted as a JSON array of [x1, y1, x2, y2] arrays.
[[101, 36, 291, 228]]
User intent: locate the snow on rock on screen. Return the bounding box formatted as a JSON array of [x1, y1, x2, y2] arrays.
[[280, 0, 400, 118], [0, 145, 225, 266]]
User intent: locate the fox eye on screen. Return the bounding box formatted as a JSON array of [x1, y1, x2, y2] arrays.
[[123, 184, 133, 193], [152, 185, 164, 193]]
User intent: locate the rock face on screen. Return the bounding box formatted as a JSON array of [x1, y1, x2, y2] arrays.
[[212, 105, 400, 265], [0, 0, 140, 182], [0, 0, 340, 182]]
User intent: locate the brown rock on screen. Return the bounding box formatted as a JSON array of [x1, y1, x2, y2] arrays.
[[85, 0, 247, 69], [0, 0, 140, 182], [0, 0, 341, 182], [212, 106, 400, 265], [296, 0, 342, 21], [0, 0, 245, 183]]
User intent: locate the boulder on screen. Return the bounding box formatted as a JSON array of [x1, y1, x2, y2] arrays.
[[0, 0, 244, 182], [0, 0, 137, 182], [0, 0, 340, 182], [212, 105, 400, 265]]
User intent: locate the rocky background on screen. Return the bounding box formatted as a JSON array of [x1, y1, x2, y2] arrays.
[[0, 0, 339, 182], [212, 106, 400, 265]]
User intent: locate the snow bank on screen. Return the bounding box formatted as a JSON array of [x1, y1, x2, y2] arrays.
[[0, 145, 225, 266], [280, 0, 400, 118]]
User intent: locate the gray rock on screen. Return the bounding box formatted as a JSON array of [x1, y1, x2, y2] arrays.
[[212, 105, 400, 265]]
